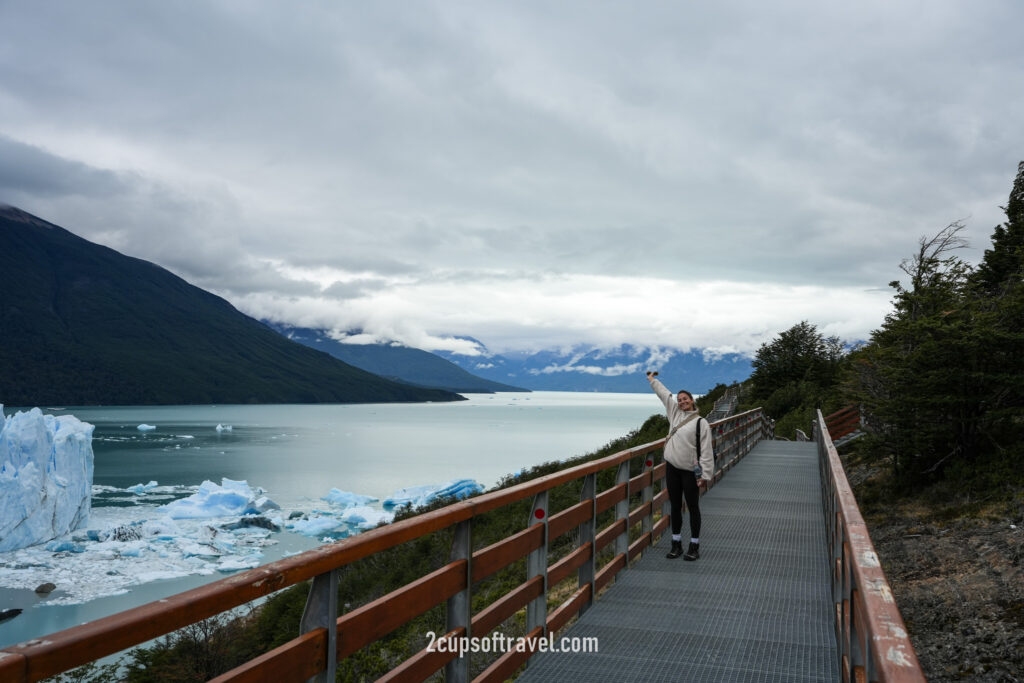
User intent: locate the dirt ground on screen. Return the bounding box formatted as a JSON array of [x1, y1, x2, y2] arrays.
[[843, 458, 1023, 682]]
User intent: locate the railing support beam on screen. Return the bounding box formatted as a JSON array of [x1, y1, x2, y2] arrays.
[[445, 519, 472, 683], [641, 456, 653, 541], [300, 568, 338, 683], [526, 491, 549, 639], [614, 462, 630, 561], [578, 473, 597, 614]]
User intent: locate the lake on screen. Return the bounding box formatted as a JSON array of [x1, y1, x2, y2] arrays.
[[0, 392, 660, 648]]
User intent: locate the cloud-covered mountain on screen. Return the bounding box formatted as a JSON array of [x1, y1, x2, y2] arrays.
[[266, 324, 527, 393], [261, 326, 752, 394], [0, 206, 463, 406], [435, 342, 752, 394]]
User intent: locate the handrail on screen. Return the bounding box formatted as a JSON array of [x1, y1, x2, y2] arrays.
[[814, 409, 925, 682], [825, 405, 862, 441], [1, 409, 772, 682]]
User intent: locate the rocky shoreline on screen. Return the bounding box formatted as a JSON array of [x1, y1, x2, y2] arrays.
[[844, 458, 1023, 682]]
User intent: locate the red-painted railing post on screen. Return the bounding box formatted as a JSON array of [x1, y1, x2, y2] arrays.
[[526, 491, 549, 639]]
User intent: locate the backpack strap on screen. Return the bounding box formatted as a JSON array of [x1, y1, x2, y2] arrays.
[[667, 412, 698, 440], [696, 417, 702, 461]]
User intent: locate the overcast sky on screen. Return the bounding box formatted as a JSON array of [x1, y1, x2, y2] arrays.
[[2, 1, 1022, 358]]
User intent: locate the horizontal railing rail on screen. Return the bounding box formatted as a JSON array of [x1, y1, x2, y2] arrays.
[[814, 409, 925, 683], [824, 405, 862, 441], [0, 409, 773, 683]]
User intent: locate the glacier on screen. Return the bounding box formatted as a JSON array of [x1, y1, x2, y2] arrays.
[[0, 406, 95, 552], [0, 411, 487, 605]]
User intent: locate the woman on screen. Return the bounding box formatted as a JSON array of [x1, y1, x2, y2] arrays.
[[647, 371, 714, 560]]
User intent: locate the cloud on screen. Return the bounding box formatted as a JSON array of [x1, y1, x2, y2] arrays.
[[1, 1, 1021, 356], [231, 270, 893, 356], [0, 135, 127, 199], [533, 362, 645, 378]]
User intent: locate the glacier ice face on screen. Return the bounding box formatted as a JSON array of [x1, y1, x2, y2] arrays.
[[0, 405, 95, 552]]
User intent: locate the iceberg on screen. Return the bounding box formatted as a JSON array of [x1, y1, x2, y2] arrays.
[[322, 488, 378, 508], [288, 515, 344, 537], [339, 505, 393, 530], [382, 478, 483, 509], [0, 406, 95, 552], [137, 424, 156, 431], [158, 478, 280, 519], [127, 481, 159, 494]]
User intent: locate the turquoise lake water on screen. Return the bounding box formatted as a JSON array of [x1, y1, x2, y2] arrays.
[[1, 392, 660, 648]]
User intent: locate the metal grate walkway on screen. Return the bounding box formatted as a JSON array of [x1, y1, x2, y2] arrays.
[[519, 440, 838, 682]]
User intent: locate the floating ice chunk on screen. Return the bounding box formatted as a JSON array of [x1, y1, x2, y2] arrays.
[[288, 516, 342, 537], [127, 481, 159, 494], [0, 406, 95, 552], [45, 540, 86, 553], [117, 541, 147, 557], [382, 479, 483, 509], [339, 506, 394, 530], [142, 517, 182, 540], [322, 489, 378, 508], [251, 497, 281, 514], [220, 515, 282, 532], [217, 556, 260, 572], [215, 424, 232, 432], [137, 424, 156, 432], [158, 478, 279, 519]]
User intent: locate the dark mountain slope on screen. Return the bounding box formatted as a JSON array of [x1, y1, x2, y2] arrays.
[[0, 206, 462, 406]]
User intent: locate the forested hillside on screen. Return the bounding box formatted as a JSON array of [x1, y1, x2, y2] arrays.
[[0, 207, 463, 406]]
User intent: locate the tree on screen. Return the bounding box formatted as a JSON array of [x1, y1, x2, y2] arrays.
[[850, 193, 1024, 488], [972, 161, 1024, 296], [750, 320, 842, 399], [748, 321, 846, 437], [850, 223, 978, 481]]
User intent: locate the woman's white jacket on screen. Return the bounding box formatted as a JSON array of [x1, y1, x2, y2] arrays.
[[649, 377, 715, 481]]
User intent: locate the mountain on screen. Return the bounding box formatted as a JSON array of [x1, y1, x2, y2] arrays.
[[266, 324, 528, 393], [434, 342, 753, 394], [0, 206, 463, 406]]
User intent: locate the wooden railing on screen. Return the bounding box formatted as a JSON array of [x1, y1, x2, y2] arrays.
[[825, 405, 861, 442], [0, 409, 772, 683], [814, 409, 925, 683]]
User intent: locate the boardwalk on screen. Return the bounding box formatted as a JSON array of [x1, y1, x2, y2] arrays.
[[519, 440, 838, 682]]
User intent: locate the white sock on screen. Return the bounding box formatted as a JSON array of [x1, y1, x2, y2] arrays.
[[691, 538, 699, 544], [672, 534, 681, 542]]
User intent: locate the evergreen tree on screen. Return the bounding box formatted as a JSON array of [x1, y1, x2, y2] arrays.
[[848, 165, 1024, 488], [966, 161, 1024, 467], [750, 320, 841, 398], [748, 320, 845, 437], [973, 161, 1024, 295], [849, 223, 976, 481]]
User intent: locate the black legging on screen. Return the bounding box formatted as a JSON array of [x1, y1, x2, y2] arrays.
[[666, 461, 701, 539]]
